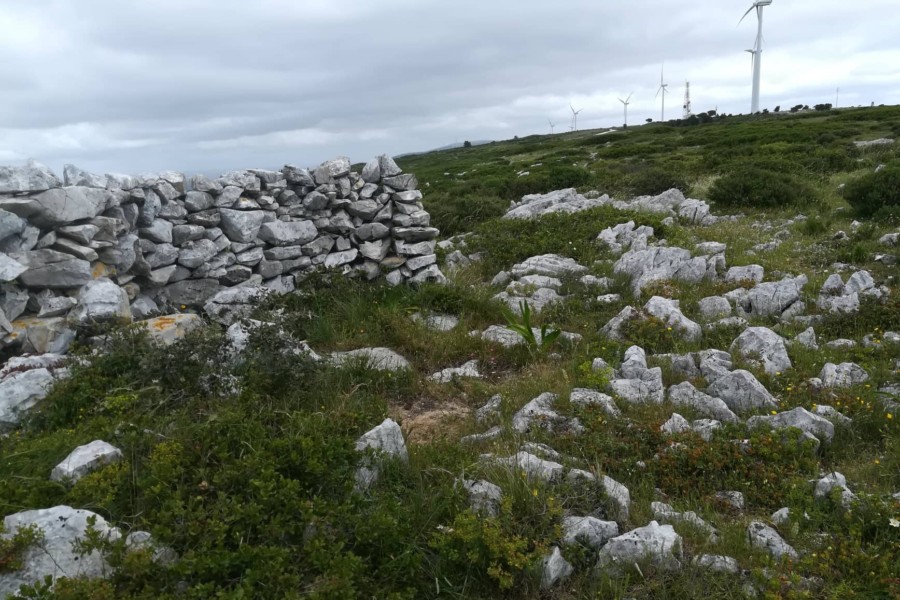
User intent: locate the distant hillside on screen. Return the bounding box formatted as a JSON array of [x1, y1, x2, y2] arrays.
[[396, 105, 900, 235], [396, 139, 493, 158]]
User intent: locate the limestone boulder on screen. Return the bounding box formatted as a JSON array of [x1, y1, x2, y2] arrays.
[[745, 276, 807, 317], [540, 547, 573, 589], [0, 506, 119, 596], [141, 313, 204, 346], [667, 382, 739, 423], [0, 160, 61, 193], [258, 220, 317, 246], [462, 479, 503, 517], [706, 369, 777, 414], [643, 296, 702, 341], [355, 418, 408, 490], [747, 521, 797, 560], [819, 362, 868, 388], [13, 250, 92, 289], [0, 359, 68, 430], [203, 286, 270, 326], [562, 516, 619, 549], [50, 440, 123, 483], [68, 278, 132, 324], [730, 327, 791, 375], [1, 187, 111, 228], [219, 209, 266, 243], [509, 254, 588, 278], [597, 521, 683, 573], [330, 347, 410, 372], [747, 407, 835, 443]]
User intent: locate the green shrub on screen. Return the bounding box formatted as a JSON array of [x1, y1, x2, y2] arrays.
[[425, 193, 508, 236], [628, 166, 689, 196], [707, 167, 817, 208], [843, 163, 900, 218]]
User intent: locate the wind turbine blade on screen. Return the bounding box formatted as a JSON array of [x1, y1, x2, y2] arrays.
[[626, 92, 633, 103], [738, 4, 755, 25]]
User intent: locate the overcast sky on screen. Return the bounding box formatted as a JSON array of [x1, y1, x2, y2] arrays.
[[1, 0, 898, 176]]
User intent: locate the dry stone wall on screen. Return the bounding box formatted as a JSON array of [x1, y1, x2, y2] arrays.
[[0, 155, 444, 355]]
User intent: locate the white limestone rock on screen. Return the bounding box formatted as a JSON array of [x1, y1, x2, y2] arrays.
[[608, 367, 664, 404], [650, 502, 719, 542], [661, 413, 691, 435], [0, 356, 68, 430], [819, 362, 868, 388], [794, 327, 818, 350], [541, 546, 574, 589], [693, 554, 739, 574], [428, 359, 481, 383], [509, 253, 588, 278], [50, 440, 123, 484], [698, 296, 732, 321], [355, 418, 408, 490], [569, 388, 620, 417], [410, 312, 459, 332], [747, 521, 798, 560], [706, 369, 777, 414], [1, 186, 111, 228], [747, 407, 835, 444], [601, 475, 632, 521], [730, 326, 792, 375], [140, 313, 203, 346], [0, 160, 61, 193], [0, 506, 119, 596], [331, 347, 411, 372], [491, 451, 564, 483], [203, 286, 271, 326], [600, 306, 639, 341], [562, 516, 619, 549], [597, 521, 683, 573], [725, 264, 764, 284], [462, 479, 503, 517], [477, 325, 581, 348], [667, 382, 739, 423], [745, 276, 807, 317], [771, 507, 792, 527], [643, 296, 702, 342], [475, 394, 503, 424], [814, 472, 857, 508], [504, 188, 609, 220]]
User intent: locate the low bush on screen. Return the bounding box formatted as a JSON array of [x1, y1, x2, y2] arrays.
[[627, 166, 689, 196], [424, 192, 508, 236], [843, 163, 900, 218], [706, 166, 818, 208]]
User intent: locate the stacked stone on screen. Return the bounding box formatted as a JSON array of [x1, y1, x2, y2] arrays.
[[0, 155, 444, 355]]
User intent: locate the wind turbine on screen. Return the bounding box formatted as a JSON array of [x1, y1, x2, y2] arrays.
[[569, 104, 583, 132], [655, 66, 669, 122], [618, 93, 633, 128], [740, 0, 773, 114], [548, 119, 556, 135]]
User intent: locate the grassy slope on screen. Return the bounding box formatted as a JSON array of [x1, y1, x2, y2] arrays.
[[1, 108, 899, 599]]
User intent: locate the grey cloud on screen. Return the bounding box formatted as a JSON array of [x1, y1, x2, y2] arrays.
[[0, 0, 897, 175]]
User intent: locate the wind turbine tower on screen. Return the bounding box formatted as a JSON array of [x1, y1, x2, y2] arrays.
[[569, 104, 583, 132], [683, 82, 692, 118], [655, 66, 669, 122], [618, 93, 633, 128], [741, 0, 773, 114]]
